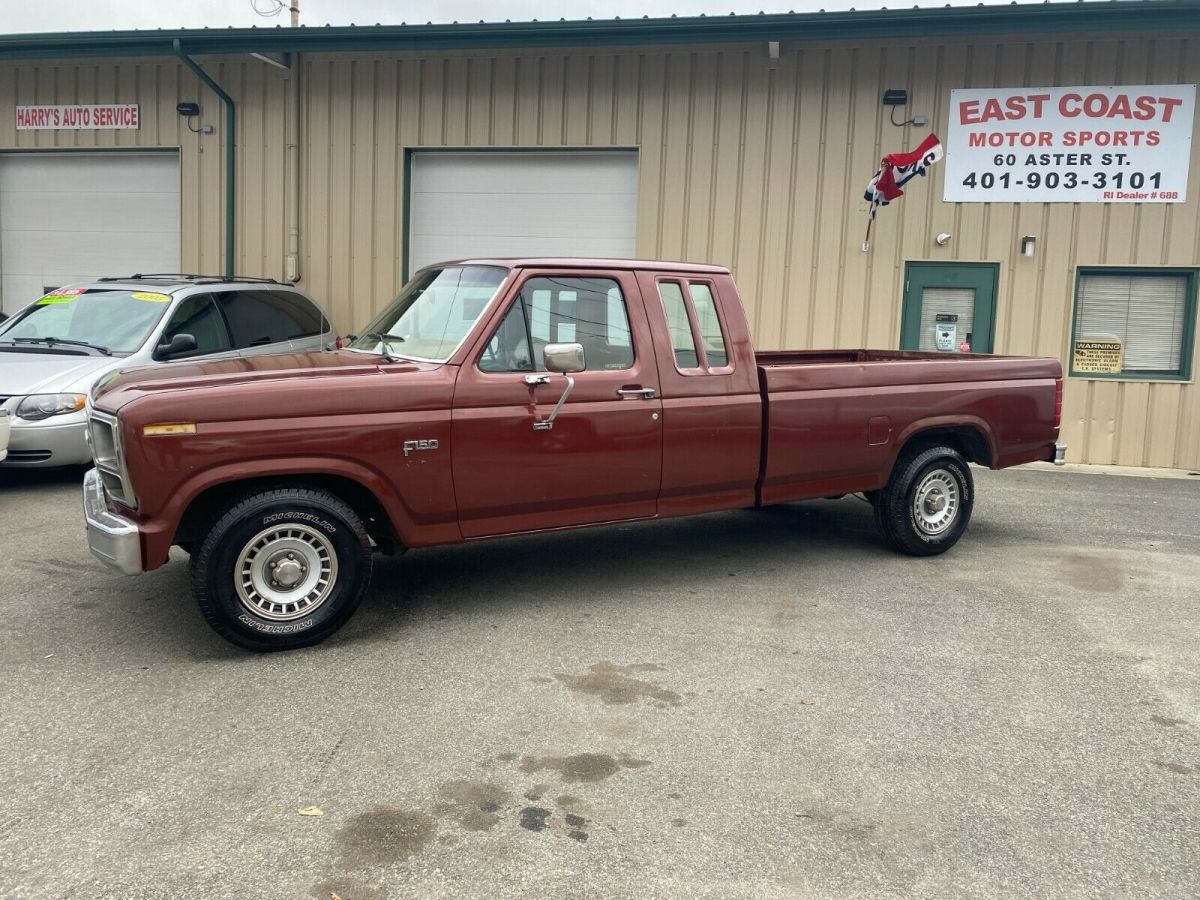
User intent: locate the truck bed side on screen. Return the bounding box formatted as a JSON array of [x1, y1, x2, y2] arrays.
[[757, 352, 1062, 504]]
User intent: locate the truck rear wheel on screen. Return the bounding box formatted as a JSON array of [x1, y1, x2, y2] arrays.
[[873, 445, 973, 556], [190, 487, 373, 651]]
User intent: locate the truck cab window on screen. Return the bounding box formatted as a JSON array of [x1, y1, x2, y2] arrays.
[[479, 297, 535, 372], [658, 281, 700, 369], [480, 276, 635, 372], [689, 283, 729, 368]]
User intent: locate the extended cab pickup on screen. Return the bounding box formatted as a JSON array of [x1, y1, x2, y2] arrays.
[[83, 259, 1065, 651]]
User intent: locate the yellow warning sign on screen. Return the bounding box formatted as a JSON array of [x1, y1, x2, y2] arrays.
[[1073, 340, 1123, 374]]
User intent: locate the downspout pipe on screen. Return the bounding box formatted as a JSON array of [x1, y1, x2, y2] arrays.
[[173, 38, 235, 278]]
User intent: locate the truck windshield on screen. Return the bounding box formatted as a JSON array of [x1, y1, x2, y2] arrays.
[[348, 266, 508, 362], [0, 289, 172, 355]]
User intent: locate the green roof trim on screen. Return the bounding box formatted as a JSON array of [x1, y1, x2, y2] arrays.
[[0, 2, 1197, 60]]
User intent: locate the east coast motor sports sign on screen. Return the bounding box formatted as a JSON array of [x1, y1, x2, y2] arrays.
[[16, 104, 140, 130], [944, 85, 1195, 203]]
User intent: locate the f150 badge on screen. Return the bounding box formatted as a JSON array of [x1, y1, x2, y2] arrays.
[[403, 439, 439, 457]]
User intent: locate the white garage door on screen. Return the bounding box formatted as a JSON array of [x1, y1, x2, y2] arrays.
[[0, 152, 180, 314], [409, 151, 638, 273]]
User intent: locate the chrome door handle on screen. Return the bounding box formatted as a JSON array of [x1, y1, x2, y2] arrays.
[[616, 387, 656, 400]]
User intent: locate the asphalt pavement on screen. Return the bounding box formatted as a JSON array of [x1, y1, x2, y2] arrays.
[[0, 464, 1197, 899]]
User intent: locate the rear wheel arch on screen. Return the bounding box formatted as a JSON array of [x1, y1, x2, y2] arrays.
[[891, 421, 996, 472]]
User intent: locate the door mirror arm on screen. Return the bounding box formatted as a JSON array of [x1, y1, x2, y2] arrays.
[[524, 342, 585, 431]]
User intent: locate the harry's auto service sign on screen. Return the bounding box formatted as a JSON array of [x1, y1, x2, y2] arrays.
[[944, 85, 1195, 203]]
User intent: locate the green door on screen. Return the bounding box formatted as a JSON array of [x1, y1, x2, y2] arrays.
[[900, 262, 999, 354]]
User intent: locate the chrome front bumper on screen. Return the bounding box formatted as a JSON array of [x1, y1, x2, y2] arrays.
[[1053, 443, 1068, 465], [83, 467, 143, 575]]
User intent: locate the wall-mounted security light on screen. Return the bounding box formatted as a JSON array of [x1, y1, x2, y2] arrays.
[[1021, 235, 1037, 257], [883, 89, 926, 128], [176, 101, 206, 134], [936, 232, 952, 246]]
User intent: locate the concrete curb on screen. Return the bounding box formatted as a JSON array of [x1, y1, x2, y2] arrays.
[[1015, 461, 1200, 480]]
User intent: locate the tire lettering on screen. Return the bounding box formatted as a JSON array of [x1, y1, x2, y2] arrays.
[[262, 512, 337, 533], [238, 613, 315, 634]]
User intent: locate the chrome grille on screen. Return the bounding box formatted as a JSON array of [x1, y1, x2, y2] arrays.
[[86, 410, 137, 509]]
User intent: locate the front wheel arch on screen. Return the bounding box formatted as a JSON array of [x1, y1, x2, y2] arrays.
[[174, 473, 402, 555]]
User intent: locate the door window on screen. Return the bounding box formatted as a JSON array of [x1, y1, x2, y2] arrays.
[[917, 287, 975, 353], [657, 281, 700, 369], [479, 276, 635, 372], [217, 290, 329, 349], [688, 283, 729, 368], [479, 297, 535, 372], [162, 294, 232, 355]]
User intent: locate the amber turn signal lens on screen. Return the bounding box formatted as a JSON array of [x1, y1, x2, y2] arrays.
[[142, 423, 198, 436]]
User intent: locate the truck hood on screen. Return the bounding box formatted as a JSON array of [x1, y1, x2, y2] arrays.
[[93, 349, 442, 413], [0, 349, 120, 397]]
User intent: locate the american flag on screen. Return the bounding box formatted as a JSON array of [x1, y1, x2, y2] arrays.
[[864, 133, 944, 220]]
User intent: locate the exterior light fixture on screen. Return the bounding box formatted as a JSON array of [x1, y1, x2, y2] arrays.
[[175, 102, 200, 117], [1021, 235, 1037, 257], [936, 232, 952, 246], [883, 89, 924, 127]]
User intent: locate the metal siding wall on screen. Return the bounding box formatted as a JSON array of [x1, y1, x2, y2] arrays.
[[0, 56, 290, 287], [2, 33, 1199, 468]]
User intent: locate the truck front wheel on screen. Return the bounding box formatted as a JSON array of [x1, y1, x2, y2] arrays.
[[190, 487, 373, 651], [873, 445, 973, 556]]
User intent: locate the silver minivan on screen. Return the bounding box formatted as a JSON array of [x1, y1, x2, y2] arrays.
[[0, 276, 335, 467]]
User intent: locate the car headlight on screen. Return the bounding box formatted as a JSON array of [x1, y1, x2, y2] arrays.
[[16, 393, 87, 421]]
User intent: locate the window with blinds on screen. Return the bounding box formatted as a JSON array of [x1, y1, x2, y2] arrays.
[[1073, 271, 1195, 377]]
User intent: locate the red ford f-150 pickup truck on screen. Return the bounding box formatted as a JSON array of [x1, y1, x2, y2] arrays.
[[83, 259, 1064, 651]]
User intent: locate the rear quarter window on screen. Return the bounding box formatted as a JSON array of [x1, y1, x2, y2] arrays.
[[217, 290, 330, 348]]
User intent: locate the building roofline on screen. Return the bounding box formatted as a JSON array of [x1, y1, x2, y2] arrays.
[[1, 2, 1197, 61]]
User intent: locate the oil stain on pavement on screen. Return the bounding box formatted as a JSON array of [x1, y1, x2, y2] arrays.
[[334, 807, 437, 868], [431, 780, 510, 831], [551, 662, 683, 706], [517, 751, 651, 783], [1057, 552, 1126, 593]]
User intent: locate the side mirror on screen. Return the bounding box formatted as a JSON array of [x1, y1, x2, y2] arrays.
[[155, 332, 198, 361], [543, 342, 586, 374]]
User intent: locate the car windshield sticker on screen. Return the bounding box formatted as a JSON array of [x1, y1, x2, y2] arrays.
[[36, 287, 87, 304], [132, 292, 170, 303]]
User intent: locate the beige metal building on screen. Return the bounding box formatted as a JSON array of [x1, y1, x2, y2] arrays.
[[2, 2, 1199, 467]]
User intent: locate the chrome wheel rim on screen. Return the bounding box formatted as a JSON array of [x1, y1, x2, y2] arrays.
[[912, 469, 960, 536], [234, 524, 338, 621]]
